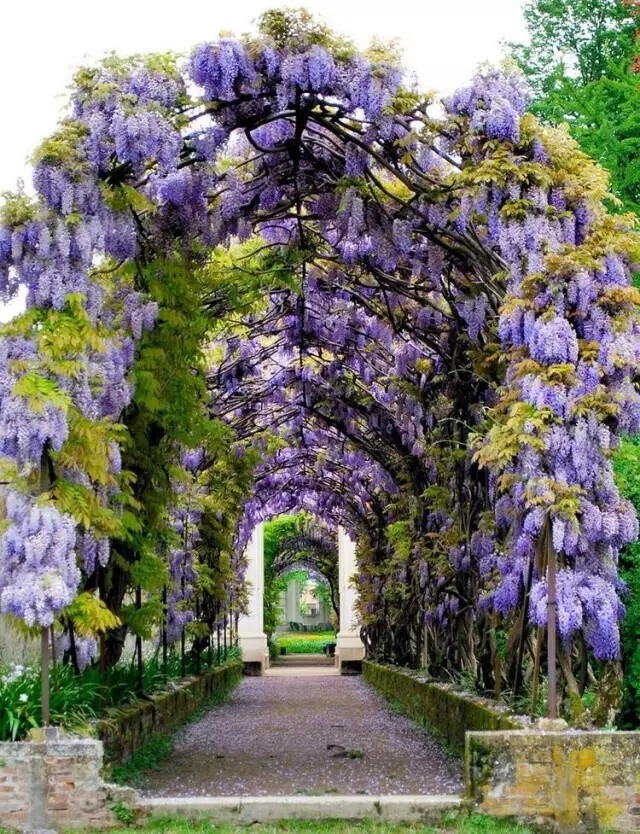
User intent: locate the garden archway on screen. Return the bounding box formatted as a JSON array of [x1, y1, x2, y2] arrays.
[[271, 520, 341, 624], [0, 9, 638, 720], [237, 521, 363, 673]]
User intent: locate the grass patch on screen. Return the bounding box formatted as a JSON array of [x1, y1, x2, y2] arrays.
[[52, 811, 547, 833], [275, 631, 335, 654], [111, 734, 173, 786], [110, 666, 240, 787]]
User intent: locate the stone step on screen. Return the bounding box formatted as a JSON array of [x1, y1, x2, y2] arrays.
[[140, 794, 465, 825], [273, 653, 333, 666]]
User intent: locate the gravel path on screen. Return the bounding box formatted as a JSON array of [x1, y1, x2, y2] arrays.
[[140, 673, 463, 796]]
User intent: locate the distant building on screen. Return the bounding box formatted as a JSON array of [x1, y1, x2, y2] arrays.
[[277, 577, 332, 631]]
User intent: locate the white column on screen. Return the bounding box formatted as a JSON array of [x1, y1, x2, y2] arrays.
[[336, 526, 365, 670], [286, 577, 299, 627], [237, 522, 269, 672]]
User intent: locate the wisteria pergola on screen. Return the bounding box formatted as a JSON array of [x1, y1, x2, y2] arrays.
[[0, 10, 638, 720], [271, 521, 340, 620]]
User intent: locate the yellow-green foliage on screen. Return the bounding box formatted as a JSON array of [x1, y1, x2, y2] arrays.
[[64, 592, 121, 637]]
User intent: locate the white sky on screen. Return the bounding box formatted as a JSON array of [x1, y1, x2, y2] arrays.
[[0, 0, 528, 320]]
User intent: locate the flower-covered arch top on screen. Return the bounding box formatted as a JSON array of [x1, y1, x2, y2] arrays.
[[0, 11, 637, 669]]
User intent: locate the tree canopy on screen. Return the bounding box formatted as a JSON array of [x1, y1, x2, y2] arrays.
[[507, 0, 640, 212]]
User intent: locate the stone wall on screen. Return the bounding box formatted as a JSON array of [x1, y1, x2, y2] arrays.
[[467, 729, 640, 833], [0, 735, 136, 831], [362, 660, 522, 752], [96, 659, 243, 765]]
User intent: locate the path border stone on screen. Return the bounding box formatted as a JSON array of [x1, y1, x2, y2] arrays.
[[362, 660, 523, 752], [467, 729, 640, 833], [139, 794, 465, 824], [95, 659, 242, 764]]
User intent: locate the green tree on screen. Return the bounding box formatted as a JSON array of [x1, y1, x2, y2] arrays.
[[507, 0, 640, 212], [613, 436, 640, 727], [263, 515, 304, 636]]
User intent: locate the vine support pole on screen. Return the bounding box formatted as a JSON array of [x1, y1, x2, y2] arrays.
[[39, 448, 51, 727], [135, 585, 143, 696], [513, 549, 535, 698], [180, 556, 186, 677], [162, 585, 168, 681], [41, 627, 50, 726], [546, 528, 558, 719], [195, 597, 201, 676], [50, 625, 58, 693], [530, 626, 544, 718]]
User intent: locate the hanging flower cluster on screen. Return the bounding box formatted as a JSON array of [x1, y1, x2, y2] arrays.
[[164, 451, 204, 643], [0, 491, 78, 626]]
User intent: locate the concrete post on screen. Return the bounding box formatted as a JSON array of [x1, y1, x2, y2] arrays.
[[335, 526, 364, 672], [237, 523, 269, 674]]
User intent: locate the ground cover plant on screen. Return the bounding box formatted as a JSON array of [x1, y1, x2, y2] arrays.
[[0, 6, 638, 729], [0, 647, 240, 740]]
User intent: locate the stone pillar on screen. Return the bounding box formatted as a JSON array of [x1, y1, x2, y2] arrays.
[[335, 526, 364, 673], [237, 523, 269, 674], [286, 576, 299, 627]]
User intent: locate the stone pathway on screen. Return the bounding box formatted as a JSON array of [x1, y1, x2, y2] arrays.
[[140, 664, 463, 797]]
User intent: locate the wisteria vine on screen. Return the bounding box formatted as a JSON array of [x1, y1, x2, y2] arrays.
[[0, 11, 637, 701]]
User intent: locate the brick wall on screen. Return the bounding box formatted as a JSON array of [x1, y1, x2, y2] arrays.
[[467, 729, 640, 833], [0, 661, 242, 831], [0, 736, 137, 831], [0, 741, 31, 830]]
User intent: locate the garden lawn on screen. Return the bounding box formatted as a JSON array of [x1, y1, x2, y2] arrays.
[[17, 813, 545, 834], [275, 631, 335, 654]]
